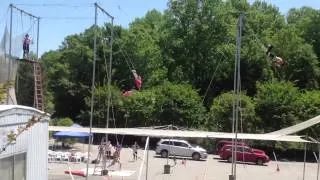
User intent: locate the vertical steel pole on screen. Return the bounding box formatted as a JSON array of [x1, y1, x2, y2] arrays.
[[85, 3, 97, 180], [303, 143, 307, 180], [317, 144, 320, 180], [230, 13, 243, 180], [234, 13, 243, 180], [36, 17, 40, 59], [7, 4, 13, 104], [146, 139, 149, 180]]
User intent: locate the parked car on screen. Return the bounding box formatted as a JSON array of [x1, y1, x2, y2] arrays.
[[155, 139, 208, 161], [218, 144, 270, 165], [216, 140, 247, 154]]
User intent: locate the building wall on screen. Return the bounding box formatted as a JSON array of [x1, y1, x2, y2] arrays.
[[0, 105, 50, 180]]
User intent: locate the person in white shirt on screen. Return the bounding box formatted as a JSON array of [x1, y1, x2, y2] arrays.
[[132, 141, 139, 161], [105, 141, 112, 159]]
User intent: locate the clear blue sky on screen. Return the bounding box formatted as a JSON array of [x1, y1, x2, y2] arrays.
[[0, 0, 319, 56]]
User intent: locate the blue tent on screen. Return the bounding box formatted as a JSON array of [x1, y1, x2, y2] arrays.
[[53, 124, 91, 139]]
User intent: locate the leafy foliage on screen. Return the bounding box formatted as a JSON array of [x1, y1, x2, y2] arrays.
[[34, 0, 320, 141], [255, 81, 300, 133], [51, 117, 74, 126], [209, 92, 259, 132]]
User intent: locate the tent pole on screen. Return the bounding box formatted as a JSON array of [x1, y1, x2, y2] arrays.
[[302, 142, 307, 180], [146, 137, 149, 180], [317, 143, 320, 180], [138, 137, 149, 180]]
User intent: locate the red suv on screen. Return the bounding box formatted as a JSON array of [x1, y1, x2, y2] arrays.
[[218, 144, 270, 165], [216, 140, 247, 155]]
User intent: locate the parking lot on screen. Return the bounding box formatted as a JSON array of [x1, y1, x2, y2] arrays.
[[48, 145, 319, 180]]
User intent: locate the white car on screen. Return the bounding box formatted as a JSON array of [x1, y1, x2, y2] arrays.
[[155, 139, 208, 161]]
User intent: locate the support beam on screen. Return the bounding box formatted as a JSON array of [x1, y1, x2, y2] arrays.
[[10, 4, 39, 19], [94, 3, 114, 19]]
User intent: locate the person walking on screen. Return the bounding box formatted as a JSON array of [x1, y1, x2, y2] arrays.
[[132, 141, 139, 161]]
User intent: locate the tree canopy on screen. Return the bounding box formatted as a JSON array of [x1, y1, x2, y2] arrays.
[[28, 0, 320, 140]]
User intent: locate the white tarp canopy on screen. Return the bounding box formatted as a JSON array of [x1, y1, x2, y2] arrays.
[[48, 126, 309, 143], [49, 114, 320, 143], [267, 115, 320, 136]]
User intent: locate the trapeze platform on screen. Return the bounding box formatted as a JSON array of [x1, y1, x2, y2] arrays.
[[16, 58, 38, 63]]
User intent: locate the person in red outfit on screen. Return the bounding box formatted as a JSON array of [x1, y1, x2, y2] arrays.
[[132, 70, 142, 90]]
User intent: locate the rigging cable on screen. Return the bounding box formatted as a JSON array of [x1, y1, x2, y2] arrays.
[[113, 29, 136, 70], [201, 39, 233, 104]]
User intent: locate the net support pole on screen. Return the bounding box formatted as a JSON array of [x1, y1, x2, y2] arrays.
[[6, 4, 13, 105], [230, 12, 243, 180], [146, 139, 149, 180], [85, 4, 97, 180], [302, 142, 307, 180], [36, 17, 40, 59], [317, 143, 320, 180], [95, 2, 114, 158]]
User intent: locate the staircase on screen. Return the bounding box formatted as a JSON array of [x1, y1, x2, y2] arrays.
[[33, 62, 44, 111]]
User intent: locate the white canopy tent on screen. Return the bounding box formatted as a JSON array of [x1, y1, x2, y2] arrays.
[[267, 115, 320, 136], [48, 114, 320, 143], [48, 126, 309, 143]]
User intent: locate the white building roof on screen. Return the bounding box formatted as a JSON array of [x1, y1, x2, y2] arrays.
[[0, 105, 50, 118], [0, 105, 44, 113]]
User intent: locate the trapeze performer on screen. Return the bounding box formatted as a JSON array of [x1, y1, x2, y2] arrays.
[[122, 70, 143, 97], [266, 44, 288, 67], [23, 34, 33, 59]]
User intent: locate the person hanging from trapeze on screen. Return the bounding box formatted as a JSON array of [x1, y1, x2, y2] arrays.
[[122, 69, 143, 97], [266, 44, 288, 67], [23, 34, 32, 59], [132, 69, 142, 90]]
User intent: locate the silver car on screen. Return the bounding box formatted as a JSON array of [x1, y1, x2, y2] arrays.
[[155, 139, 208, 161]]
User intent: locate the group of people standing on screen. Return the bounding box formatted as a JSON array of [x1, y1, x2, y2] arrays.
[[97, 140, 140, 170]]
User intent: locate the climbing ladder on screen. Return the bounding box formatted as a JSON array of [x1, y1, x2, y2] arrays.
[[33, 62, 44, 111]]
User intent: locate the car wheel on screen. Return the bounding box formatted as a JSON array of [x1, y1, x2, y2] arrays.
[[256, 158, 264, 166], [192, 152, 201, 161], [161, 150, 168, 158], [227, 156, 232, 163]]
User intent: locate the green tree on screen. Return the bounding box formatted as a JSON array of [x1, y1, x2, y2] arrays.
[[255, 81, 300, 133], [80, 85, 124, 128], [51, 117, 74, 126], [270, 27, 320, 89], [295, 91, 320, 137], [154, 82, 207, 128], [208, 91, 258, 132], [287, 7, 320, 58], [161, 0, 236, 94]]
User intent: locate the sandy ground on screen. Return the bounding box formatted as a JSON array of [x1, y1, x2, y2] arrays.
[[48, 144, 319, 180]]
